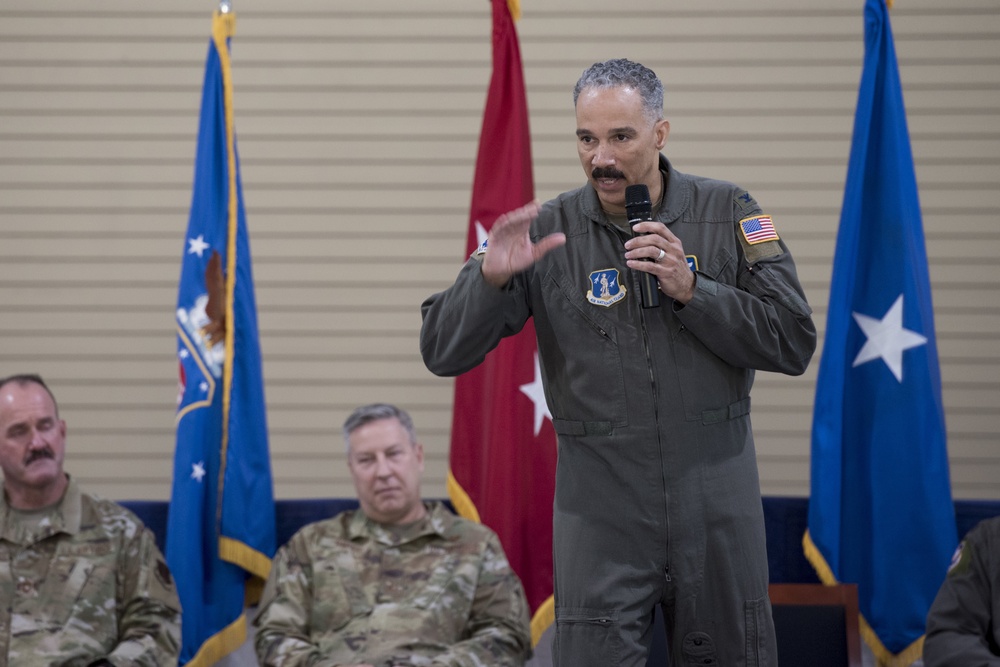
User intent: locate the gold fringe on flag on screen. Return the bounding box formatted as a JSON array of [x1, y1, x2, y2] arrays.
[[803, 530, 925, 667], [187, 614, 247, 667], [447, 470, 482, 523], [507, 0, 521, 22]]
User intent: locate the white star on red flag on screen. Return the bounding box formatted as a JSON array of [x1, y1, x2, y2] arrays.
[[519, 352, 552, 436]]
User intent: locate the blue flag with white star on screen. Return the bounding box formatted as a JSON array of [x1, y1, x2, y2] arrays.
[[804, 1, 957, 664], [166, 10, 275, 665]]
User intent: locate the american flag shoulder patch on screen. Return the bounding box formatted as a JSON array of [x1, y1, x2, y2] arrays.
[[739, 214, 780, 245]]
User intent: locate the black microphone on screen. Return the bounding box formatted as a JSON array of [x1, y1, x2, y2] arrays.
[[625, 184, 660, 309]]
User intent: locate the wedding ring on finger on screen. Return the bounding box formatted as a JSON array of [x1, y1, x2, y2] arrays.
[[656, 248, 666, 262]]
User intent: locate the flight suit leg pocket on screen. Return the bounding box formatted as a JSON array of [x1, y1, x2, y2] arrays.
[[554, 607, 622, 667], [744, 594, 775, 667]]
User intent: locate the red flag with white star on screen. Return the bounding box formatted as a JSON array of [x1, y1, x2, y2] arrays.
[[446, 0, 557, 646]]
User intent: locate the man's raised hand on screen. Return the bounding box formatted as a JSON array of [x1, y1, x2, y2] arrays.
[[481, 201, 566, 288]]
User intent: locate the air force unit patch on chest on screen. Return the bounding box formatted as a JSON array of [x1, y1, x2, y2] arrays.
[[587, 268, 627, 307]]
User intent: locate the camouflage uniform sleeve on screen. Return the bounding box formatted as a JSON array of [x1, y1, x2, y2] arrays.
[[104, 526, 182, 666], [254, 537, 339, 667], [427, 531, 532, 667]]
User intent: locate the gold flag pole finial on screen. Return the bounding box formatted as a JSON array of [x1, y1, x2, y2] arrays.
[[886, 0, 894, 8]]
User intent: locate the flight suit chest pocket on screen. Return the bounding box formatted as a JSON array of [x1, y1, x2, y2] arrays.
[[672, 249, 747, 421], [539, 271, 628, 430]]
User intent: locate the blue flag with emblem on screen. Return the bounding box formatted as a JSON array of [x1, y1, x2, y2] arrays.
[[166, 10, 275, 665], [804, 1, 957, 665]]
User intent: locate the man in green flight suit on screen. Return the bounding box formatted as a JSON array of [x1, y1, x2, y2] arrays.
[[421, 58, 817, 666]]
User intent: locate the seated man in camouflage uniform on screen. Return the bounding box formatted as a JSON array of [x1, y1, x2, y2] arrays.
[[254, 403, 532, 667], [0, 374, 182, 666]]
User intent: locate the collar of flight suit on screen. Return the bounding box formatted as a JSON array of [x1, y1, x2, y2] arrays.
[[576, 154, 689, 231]]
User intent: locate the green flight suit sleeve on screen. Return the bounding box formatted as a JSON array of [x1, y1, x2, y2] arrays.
[[923, 518, 1000, 666], [420, 256, 532, 377], [675, 190, 816, 376]]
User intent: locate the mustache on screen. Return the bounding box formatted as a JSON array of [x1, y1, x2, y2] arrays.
[[25, 448, 54, 465], [592, 167, 625, 180]]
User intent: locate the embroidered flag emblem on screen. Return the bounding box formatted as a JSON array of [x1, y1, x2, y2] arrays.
[[586, 269, 627, 307], [739, 215, 779, 245]]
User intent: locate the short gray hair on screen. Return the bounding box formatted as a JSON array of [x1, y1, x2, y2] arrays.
[[342, 403, 417, 449], [573, 58, 664, 122]]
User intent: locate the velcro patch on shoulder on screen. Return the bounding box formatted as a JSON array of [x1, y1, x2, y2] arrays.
[[739, 215, 779, 245], [737, 214, 783, 262]]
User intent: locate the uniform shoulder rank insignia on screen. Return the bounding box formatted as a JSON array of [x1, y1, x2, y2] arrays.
[[587, 268, 627, 307], [739, 215, 780, 245]]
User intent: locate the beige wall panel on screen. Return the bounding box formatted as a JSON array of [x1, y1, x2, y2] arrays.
[[63, 455, 174, 482], [934, 313, 1000, 336], [0, 286, 449, 311], [949, 437, 1000, 464], [0, 193, 474, 216], [948, 411, 1000, 436], [0, 140, 198, 161], [0, 235, 462, 260], [259, 384, 454, 409], [0, 154, 483, 182], [1, 0, 998, 504], [949, 459, 1000, 491], [0, 213, 473, 236]]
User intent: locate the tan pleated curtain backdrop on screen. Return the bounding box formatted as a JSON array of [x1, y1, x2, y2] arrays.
[[1, 0, 997, 501]]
